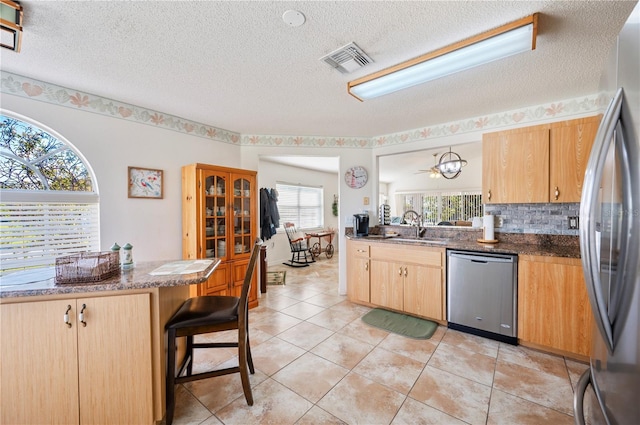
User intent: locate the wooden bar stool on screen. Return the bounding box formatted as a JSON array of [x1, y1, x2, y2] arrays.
[[165, 239, 262, 425]]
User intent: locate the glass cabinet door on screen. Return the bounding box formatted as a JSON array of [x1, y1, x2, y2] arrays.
[[202, 171, 227, 260], [231, 175, 253, 258]]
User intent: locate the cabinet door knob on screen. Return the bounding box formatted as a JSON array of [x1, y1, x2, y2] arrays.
[[554, 186, 560, 200], [365, 263, 368, 271], [487, 190, 492, 201], [398, 267, 403, 276], [64, 305, 72, 328], [79, 304, 87, 327], [404, 267, 408, 277]]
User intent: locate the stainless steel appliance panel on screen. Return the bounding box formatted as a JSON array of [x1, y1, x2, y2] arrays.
[[574, 6, 640, 424], [447, 251, 517, 339]]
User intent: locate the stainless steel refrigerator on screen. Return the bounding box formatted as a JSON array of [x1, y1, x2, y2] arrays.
[[574, 6, 640, 425]]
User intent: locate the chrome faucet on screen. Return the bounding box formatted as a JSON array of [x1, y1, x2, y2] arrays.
[[404, 210, 426, 238]]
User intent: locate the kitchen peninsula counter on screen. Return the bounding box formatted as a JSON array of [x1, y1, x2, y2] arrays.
[[0, 258, 220, 299], [0, 258, 219, 424]]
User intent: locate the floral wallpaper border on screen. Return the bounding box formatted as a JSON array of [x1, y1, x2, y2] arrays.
[[1, 71, 605, 149], [0, 72, 241, 145]]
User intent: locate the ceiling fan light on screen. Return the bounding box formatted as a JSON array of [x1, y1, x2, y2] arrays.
[[437, 148, 467, 179]]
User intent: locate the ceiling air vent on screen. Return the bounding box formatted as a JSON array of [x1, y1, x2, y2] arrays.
[[320, 42, 373, 74]]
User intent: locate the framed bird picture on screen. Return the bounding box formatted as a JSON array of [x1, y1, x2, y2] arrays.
[[128, 166, 163, 199]]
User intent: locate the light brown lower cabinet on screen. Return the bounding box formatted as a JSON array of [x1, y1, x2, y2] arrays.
[[347, 240, 371, 304], [347, 240, 444, 322], [1, 293, 153, 424], [517, 255, 593, 358]]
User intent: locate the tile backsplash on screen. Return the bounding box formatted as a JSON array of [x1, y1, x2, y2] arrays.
[[484, 203, 580, 236]]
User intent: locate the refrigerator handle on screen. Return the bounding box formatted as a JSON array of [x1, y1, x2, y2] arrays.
[[573, 369, 591, 425], [580, 89, 623, 353]]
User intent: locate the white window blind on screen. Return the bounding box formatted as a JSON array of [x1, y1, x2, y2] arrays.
[[276, 182, 324, 230], [0, 202, 100, 274], [1, 113, 100, 276], [397, 190, 483, 225]]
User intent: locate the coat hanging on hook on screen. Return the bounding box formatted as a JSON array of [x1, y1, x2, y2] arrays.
[[260, 188, 280, 240]]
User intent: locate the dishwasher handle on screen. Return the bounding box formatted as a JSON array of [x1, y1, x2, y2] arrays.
[[448, 252, 515, 264]]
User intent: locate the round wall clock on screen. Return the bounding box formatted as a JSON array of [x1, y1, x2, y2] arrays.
[[345, 166, 368, 189]]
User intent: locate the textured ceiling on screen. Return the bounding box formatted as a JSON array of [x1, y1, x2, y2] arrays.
[[1, 1, 636, 138]]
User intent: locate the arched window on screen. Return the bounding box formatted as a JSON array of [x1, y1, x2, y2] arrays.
[[0, 112, 99, 275]]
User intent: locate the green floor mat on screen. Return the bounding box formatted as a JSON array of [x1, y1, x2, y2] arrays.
[[361, 308, 438, 339]]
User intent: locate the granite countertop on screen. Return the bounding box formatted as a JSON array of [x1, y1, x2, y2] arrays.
[[347, 226, 581, 259], [349, 236, 581, 258], [0, 259, 220, 299]]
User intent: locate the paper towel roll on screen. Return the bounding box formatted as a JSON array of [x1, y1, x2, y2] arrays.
[[483, 214, 495, 241]]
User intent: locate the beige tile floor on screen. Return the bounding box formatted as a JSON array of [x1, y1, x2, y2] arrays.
[[169, 255, 588, 425]]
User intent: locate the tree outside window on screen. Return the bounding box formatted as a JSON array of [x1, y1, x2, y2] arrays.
[[1, 114, 98, 274]]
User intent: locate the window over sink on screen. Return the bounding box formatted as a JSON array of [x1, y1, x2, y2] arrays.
[[398, 190, 483, 225]]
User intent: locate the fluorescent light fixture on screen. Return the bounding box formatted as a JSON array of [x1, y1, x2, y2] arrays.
[[0, 0, 23, 52], [348, 13, 538, 101]]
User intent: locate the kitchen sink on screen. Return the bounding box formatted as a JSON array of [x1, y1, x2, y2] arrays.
[[361, 235, 449, 245], [390, 238, 448, 245]]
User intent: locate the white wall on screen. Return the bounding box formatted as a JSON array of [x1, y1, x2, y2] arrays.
[[255, 159, 340, 265], [3, 94, 242, 262], [5, 84, 602, 295], [242, 145, 376, 295], [3, 95, 376, 295]]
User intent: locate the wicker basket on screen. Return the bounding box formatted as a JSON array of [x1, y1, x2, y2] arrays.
[[55, 251, 120, 284]]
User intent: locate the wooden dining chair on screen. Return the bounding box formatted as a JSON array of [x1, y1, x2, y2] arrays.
[[164, 238, 262, 425]]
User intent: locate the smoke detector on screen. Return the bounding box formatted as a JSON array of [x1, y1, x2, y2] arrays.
[[282, 10, 305, 27], [320, 42, 373, 74]]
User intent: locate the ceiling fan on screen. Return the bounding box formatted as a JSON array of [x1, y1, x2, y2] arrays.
[[416, 153, 441, 179]]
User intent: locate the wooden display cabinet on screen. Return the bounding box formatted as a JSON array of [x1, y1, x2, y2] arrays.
[[182, 163, 258, 307]]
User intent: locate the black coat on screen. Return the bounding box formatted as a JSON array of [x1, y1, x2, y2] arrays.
[[260, 188, 279, 240]]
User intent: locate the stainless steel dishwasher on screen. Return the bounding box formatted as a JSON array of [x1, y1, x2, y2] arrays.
[[447, 250, 518, 344]]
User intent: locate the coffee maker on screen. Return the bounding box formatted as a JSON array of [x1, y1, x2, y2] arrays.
[[353, 214, 369, 237]]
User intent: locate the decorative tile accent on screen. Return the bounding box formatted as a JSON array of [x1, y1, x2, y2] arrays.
[[1, 71, 604, 149], [485, 203, 580, 235]]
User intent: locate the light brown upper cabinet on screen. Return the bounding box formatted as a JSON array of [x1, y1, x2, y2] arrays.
[[483, 125, 550, 204], [483, 116, 600, 204], [549, 116, 601, 202]]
